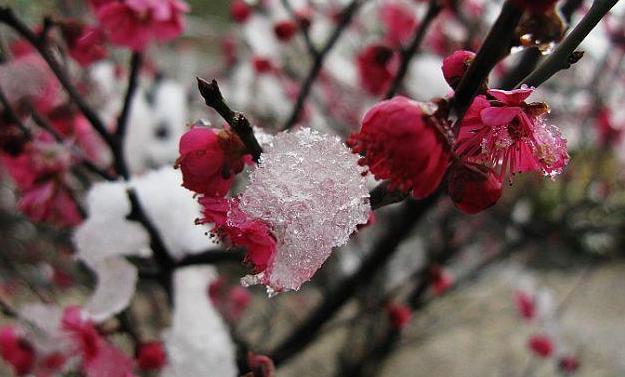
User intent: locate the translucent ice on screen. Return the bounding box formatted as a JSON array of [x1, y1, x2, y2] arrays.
[[239, 128, 370, 292]]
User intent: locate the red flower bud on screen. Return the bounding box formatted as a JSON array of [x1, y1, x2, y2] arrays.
[[273, 20, 298, 42], [528, 334, 554, 358], [137, 341, 167, 371], [558, 355, 580, 374], [0, 326, 35, 376], [355, 43, 399, 96], [231, 0, 252, 23], [442, 50, 475, 89], [447, 162, 502, 214], [387, 302, 412, 330]]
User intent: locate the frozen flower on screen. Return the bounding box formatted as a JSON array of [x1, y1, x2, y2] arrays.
[[356, 43, 399, 96], [442, 50, 475, 89], [238, 128, 370, 293], [177, 125, 250, 197], [198, 197, 276, 273], [96, 0, 189, 51], [379, 1, 418, 47], [447, 161, 502, 214], [137, 341, 167, 371], [456, 87, 569, 180], [528, 334, 554, 358], [347, 96, 451, 198], [0, 326, 35, 376]]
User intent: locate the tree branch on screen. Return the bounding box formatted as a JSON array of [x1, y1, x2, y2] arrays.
[[451, 0, 524, 126], [0, 7, 114, 148], [384, 0, 443, 99], [280, 0, 319, 58], [269, 193, 441, 366], [197, 77, 263, 162], [519, 0, 619, 88], [282, 0, 366, 130]]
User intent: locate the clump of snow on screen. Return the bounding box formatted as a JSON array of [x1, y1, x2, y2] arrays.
[[84, 257, 138, 323], [239, 128, 370, 292], [162, 267, 237, 377], [72, 166, 220, 322]]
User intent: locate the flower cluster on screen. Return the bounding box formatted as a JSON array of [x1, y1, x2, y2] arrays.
[[348, 49, 569, 215], [55, 0, 189, 67], [182, 126, 370, 293]]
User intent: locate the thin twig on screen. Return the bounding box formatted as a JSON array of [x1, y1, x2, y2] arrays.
[[269, 194, 440, 366], [175, 248, 245, 267], [282, 0, 366, 130], [384, 0, 443, 99], [197, 77, 263, 162], [115, 52, 143, 141], [451, 0, 524, 127], [0, 86, 31, 137], [28, 106, 115, 181], [280, 0, 319, 58], [519, 0, 620, 88]]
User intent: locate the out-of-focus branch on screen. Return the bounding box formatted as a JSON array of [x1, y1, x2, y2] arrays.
[[27, 105, 116, 181], [269, 193, 441, 366], [175, 248, 245, 268], [0, 86, 31, 138], [520, 0, 619, 88], [126, 189, 175, 300], [282, 0, 366, 130], [113, 52, 143, 179], [280, 0, 318, 58], [197, 77, 263, 162], [384, 0, 443, 99], [0, 7, 115, 148], [451, 0, 524, 126]]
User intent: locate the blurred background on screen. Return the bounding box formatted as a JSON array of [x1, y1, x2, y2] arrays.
[[0, 0, 624, 376]]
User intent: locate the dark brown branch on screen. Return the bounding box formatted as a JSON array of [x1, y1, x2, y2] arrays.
[[497, 47, 542, 90], [0, 86, 31, 138], [269, 193, 440, 366], [451, 0, 524, 126], [369, 181, 409, 210], [282, 0, 365, 130], [115, 52, 143, 141], [112, 52, 143, 180], [126, 189, 175, 301], [0, 7, 115, 148], [384, 0, 443, 99], [197, 77, 263, 162], [519, 0, 619, 88], [280, 0, 319, 58], [28, 106, 115, 181], [175, 248, 245, 268]]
